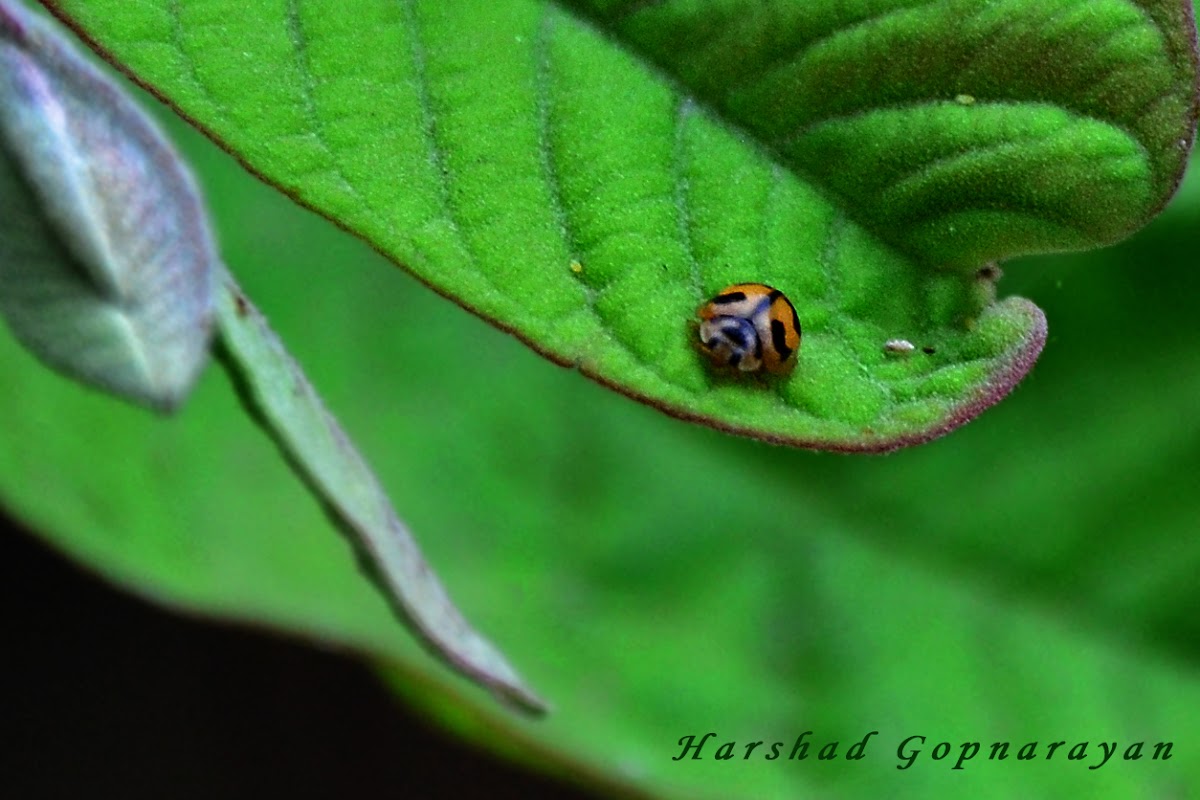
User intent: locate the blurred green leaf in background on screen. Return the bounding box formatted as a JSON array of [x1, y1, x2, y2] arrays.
[[3, 111, 1199, 800], [3, 1, 1200, 799]]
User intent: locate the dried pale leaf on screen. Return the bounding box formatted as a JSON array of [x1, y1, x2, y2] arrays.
[[214, 271, 546, 715]]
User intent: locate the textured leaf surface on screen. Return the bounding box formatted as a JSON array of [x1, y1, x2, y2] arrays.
[[3, 110, 1200, 797], [39, 0, 1199, 448], [0, 1, 213, 410]]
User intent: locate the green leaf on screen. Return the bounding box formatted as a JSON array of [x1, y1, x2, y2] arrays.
[[39, 0, 1198, 448], [597, 0, 1199, 265], [4, 116, 1200, 797]]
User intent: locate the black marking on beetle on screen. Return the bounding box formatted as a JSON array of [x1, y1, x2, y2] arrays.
[[767, 289, 783, 301], [754, 328, 763, 360], [770, 319, 793, 361], [712, 291, 747, 305], [721, 322, 748, 350], [787, 303, 801, 336]]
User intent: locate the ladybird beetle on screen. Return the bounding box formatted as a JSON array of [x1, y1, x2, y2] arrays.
[[696, 283, 801, 375]]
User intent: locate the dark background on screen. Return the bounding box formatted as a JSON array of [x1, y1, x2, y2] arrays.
[[0, 509, 595, 799]]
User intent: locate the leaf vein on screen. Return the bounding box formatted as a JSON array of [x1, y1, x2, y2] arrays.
[[533, 7, 593, 318], [401, 0, 479, 273], [164, 0, 223, 120], [672, 97, 703, 299], [819, 210, 894, 398], [723, 0, 945, 100], [283, 0, 372, 217]]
